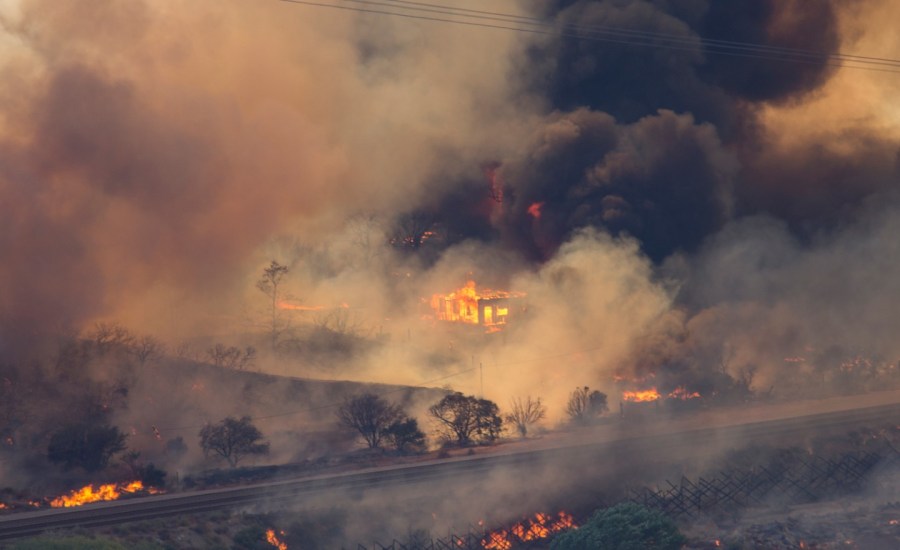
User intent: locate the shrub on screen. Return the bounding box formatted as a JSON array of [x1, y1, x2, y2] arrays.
[[551, 503, 685, 550]]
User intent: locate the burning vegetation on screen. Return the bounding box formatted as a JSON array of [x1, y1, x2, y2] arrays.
[[49, 480, 162, 508], [266, 529, 289, 550], [481, 511, 577, 550], [430, 281, 525, 332]]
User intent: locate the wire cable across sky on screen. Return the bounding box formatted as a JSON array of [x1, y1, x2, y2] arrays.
[[279, 0, 900, 74]]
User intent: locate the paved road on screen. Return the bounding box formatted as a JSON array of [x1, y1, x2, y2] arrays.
[[2, 390, 899, 541]]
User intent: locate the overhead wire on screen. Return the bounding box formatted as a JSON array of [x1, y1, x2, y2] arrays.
[[278, 0, 900, 74]]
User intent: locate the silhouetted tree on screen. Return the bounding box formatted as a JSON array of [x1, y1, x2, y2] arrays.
[[257, 260, 289, 350], [199, 416, 269, 468], [337, 393, 404, 449], [385, 417, 427, 453], [131, 335, 166, 365], [89, 322, 135, 357], [47, 423, 127, 472], [206, 344, 257, 370], [429, 392, 503, 446], [506, 396, 547, 438], [566, 386, 608, 425]]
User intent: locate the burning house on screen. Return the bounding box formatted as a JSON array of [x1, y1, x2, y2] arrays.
[[429, 281, 525, 332]]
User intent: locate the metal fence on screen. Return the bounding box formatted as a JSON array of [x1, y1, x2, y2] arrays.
[[628, 450, 895, 518]]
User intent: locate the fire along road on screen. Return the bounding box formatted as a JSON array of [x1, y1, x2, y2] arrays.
[[2, 389, 900, 541]]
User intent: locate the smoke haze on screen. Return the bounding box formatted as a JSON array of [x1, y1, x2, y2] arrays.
[[1, 0, 899, 424]]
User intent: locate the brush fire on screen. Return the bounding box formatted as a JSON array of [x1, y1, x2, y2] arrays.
[[266, 529, 288, 550], [49, 481, 162, 508], [430, 281, 525, 332], [480, 511, 576, 549]]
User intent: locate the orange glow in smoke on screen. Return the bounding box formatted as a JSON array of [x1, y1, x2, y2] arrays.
[[49, 481, 162, 508], [527, 201, 545, 219], [266, 529, 288, 550], [667, 386, 701, 400], [481, 511, 576, 549], [622, 388, 661, 402]]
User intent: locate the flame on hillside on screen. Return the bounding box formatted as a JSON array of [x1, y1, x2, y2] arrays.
[[481, 511, 576, 549], [622, 388, 661, 402], [266, 529, 288, 550], [430, 281, 524, 331], [49, 481, 162, 508]]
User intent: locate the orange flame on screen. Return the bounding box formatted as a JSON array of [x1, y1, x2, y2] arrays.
[[266, 529, 288, 550], [622, 388, 661, 402], [481, 511, 576, 549], [49, 481, 162, 508], [667, 386, 701, 400], [430, 281, 524, 330]]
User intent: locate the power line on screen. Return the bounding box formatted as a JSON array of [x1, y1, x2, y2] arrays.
[[278, 0, 900, 74], [384, 0, 900, 68]]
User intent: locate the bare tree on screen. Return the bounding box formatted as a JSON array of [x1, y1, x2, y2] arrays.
[[348, 212, 384, 269], [506, 396, 546, 438], [566, 386, 608, 425], [131, 335, 166, 365], [389, 211, 435, 251], [337, 393, 404, 449], [256, 260, 289, 350], [199, 416, 269, 468], [89, 322, 135, 356], [206, 344, 256, 370]]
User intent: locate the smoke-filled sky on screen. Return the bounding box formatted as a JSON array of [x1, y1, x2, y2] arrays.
[[1, 0, 899, 410]]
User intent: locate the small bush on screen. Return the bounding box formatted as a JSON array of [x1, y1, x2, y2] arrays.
[[551, 503, 685, 550]]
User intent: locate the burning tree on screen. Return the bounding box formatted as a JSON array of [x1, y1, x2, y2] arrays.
[[506, 396, 547, 438], [428, 392, 503, 446], [337, 393, 404, 449], [257, 260, 290, 350], [199, 416, 269, 468], [565, 386, 608, 425]]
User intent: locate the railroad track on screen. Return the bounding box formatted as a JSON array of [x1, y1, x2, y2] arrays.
[[2, 395, 900, 541]]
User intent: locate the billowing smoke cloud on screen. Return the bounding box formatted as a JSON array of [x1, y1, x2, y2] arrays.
[[1, 0, 899, 425]]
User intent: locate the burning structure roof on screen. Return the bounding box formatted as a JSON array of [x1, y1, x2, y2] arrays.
[[429, 281, 525, 332]]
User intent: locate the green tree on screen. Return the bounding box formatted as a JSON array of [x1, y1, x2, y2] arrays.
[[256, 260, 289, 350], [428, 392, 503, 446], [551, 503, 686, 550], [199, 416, 269, 468], [47, 423, 127, 472], [337, 393, 404, 449]]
